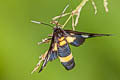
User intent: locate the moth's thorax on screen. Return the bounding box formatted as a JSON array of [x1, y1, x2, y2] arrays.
[[53, 26, 65, 38]]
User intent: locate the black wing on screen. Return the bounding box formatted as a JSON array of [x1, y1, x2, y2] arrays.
[[39, 35, 58, 72], [64, 30, 111, 47]]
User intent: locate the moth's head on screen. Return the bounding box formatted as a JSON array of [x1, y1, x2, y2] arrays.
[[53, 26, 61, 31]]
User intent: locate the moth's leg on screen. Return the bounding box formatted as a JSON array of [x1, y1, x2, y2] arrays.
[[31, 51, 48, 74], [37, 38, 52, 45]]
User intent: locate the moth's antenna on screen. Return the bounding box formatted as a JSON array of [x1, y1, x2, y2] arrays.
[[57, 4, 69, 25], [31, 20, 53, 28]]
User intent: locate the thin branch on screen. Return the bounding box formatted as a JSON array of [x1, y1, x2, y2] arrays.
[[72, 0, 88, 26], [91, 0, 97, 14], [52, 0, 109, 30], [104, 0, 109, 12], [52, 13, 70, 20], [31, 51, 48, 74], [62, 15, 72, 28]]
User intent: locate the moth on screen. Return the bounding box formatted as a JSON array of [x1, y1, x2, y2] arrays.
[[31, 20, 111, 74], [31, 4, 111, 74]]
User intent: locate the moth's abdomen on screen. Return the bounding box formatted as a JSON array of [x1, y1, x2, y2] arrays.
[[58, 36, 75, 70], [59, 53, 75, 70]]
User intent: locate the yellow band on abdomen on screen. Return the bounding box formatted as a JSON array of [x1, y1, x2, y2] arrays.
[[59, 40, 67, 46], [59, 53, 73, 62]]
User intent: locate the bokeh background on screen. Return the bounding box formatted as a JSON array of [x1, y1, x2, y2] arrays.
[[0, 0, 120, 80]]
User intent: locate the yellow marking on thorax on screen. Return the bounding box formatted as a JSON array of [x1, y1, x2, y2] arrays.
[[66, 36, 76, 43], [53, 43, 57, 51], [59, 53, 73, 62], [59, 40, 67, 46], [58, 37, 65, 41]]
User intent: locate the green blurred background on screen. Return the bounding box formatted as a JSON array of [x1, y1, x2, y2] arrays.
[[0, 0, 120, 80]]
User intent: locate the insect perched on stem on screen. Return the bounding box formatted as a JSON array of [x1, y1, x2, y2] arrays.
[[31, 4, 111, 74]]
